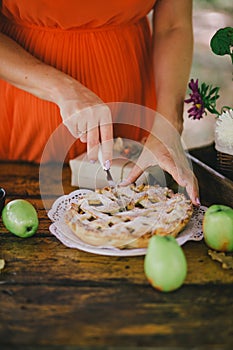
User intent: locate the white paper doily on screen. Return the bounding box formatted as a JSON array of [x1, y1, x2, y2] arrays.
[[48, 189, 205, 256]]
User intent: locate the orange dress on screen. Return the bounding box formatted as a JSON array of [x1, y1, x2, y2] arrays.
[[0, 0, 156, 163]]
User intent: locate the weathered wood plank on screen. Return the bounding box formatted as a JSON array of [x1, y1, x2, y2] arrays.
[[0, 284, 232, 348], [0, 162, 75, 199], [0, 235, 233, 285], [2, 158, 233, 209], [1, 158, 233, 350]]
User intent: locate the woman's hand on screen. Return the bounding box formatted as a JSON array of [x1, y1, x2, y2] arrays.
[[58, 83, 113, 164], [121, 114, 200, 206]]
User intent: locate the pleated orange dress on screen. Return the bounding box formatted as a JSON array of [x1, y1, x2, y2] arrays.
[[0, 0, 156, 163]]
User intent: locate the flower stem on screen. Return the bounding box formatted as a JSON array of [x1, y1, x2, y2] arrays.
[[221, 106, 232, 114]]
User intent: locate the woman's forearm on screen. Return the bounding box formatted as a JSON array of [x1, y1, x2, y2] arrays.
[[152, 27, 193, 128], [0, 32, 112, 157], [0, 32, 80, 104], [152, 0, 193, 132]]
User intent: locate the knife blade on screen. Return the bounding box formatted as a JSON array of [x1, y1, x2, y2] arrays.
[[104, 168, 116, 188], [98, 146, 116, 188]]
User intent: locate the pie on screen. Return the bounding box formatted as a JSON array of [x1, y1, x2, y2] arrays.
[[64, 184, 193, 249]]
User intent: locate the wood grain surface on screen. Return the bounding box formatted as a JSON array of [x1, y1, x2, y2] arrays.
[[0, 159, 233, 349]]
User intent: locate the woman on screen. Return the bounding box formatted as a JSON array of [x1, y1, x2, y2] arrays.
[[0, 0, 199, 204]]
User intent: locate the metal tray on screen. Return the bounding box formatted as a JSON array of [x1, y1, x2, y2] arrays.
[[188, 144, 233, 207]]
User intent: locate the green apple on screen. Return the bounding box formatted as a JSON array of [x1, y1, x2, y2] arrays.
[[2, 199, 39, 238], [144, 235, 187, 292], [203, 204, 233, 252]]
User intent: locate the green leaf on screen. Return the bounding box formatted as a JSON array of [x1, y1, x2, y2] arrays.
[[209, 86, 219, 96], [200, 82, 209, 97], [210, 27, 233, 57], [206, 105, 219, 115], [209, 94, 220, 102]]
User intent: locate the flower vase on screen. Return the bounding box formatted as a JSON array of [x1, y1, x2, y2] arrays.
[[214, 109, 233, 177]]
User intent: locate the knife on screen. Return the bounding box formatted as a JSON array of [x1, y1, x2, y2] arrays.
[[98, 146, 116, 188]]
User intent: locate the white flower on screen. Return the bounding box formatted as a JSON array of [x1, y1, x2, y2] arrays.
[[215, 109, 233, 150]]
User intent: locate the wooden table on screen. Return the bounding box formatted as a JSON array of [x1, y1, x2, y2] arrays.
[[0, 157, 233, 350]]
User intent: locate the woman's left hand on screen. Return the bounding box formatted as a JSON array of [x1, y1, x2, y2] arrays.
[[121, 115, 200, 206]]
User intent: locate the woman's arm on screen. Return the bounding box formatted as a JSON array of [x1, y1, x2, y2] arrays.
[[0, 32, 113, 162], [152, 0, 193, 132], [123, 0, 200, 205], [0, 32, 74, 102]]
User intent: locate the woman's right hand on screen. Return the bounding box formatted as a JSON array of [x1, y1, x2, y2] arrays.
[[58, 80, 113, 166]]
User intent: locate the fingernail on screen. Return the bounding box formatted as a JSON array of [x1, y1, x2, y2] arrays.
[[89, 159, 96, 164], [195, 197, 201, 206], [103, 160, 111, 171], [119, 180, 129, 187]]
